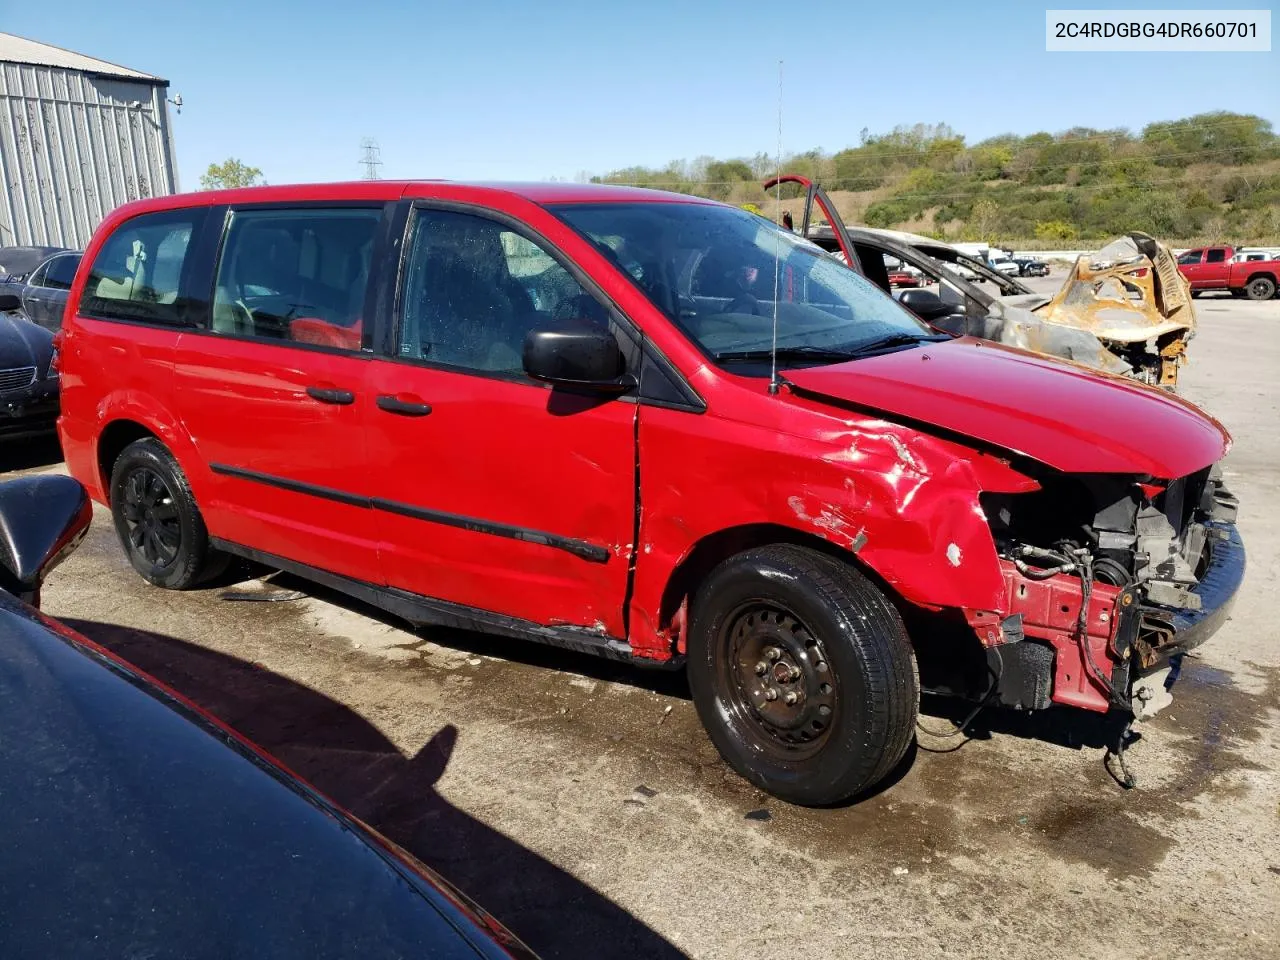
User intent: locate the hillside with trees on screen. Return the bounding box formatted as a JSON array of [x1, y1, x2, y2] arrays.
[[589, 112, 1279, 246]]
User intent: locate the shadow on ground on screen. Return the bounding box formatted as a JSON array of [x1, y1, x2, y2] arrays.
[[63, 617, 688, 960], [229, 567, 695, 701]]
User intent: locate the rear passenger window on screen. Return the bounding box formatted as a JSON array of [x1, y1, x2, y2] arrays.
[[211, 207, 380, 351], [1206, 248, 1226, 264], [83, 210, 205, 325]]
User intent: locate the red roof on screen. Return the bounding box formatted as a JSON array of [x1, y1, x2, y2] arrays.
[[110, 180, 718, 215], [462, 182, 718, 205]]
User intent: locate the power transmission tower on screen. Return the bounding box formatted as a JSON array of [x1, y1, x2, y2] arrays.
[[359, 138, 383, 180]]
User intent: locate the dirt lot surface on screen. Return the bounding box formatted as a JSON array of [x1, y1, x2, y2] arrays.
[[9, 283, 1280, 960]]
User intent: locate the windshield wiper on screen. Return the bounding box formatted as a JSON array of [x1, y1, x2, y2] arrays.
[[715, 334, 948, 365], [845, 332, 949, 355], [713, 345, 861, 364]]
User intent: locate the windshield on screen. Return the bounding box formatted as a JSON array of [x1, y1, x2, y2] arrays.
[[552, 202, 934, 372]]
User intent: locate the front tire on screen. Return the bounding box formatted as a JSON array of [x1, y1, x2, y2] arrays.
[[110, 438, 228, 589], [687, 545, 918, 806]]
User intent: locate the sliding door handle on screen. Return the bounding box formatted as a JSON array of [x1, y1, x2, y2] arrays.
[[306, 385, 355, 405], [376, 394, 432, 417]]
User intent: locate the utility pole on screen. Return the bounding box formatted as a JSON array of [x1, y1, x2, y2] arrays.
[[359, 138, 383, 180]]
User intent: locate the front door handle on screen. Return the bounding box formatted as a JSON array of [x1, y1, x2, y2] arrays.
[[306, 385, 355, 405], [376, 394, 432, 417]]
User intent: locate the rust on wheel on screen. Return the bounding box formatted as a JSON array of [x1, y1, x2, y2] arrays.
[[716, 602, 838, 762]]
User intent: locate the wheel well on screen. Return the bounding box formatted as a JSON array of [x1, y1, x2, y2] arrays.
[[659, 524, 886, 636], [97, 420, 158, 503], [1245, 271, 1276, 287]]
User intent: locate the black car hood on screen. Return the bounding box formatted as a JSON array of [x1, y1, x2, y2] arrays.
[[0, 592, 530, 960], [0, 245, 66, 276], [0, 312, 53, 371]]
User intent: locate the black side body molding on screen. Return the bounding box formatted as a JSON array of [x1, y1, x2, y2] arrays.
[[209, 463, 610, 563]]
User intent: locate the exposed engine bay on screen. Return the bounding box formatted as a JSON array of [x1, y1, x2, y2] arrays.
[[980, 464, 1241, 717]]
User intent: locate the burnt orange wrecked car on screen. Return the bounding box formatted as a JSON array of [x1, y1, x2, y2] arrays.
[[772, 175, 1196, 388]]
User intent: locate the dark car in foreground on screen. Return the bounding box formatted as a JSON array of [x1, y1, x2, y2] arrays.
[[0, 291, 59, 440], [0, 474, 536, 960]]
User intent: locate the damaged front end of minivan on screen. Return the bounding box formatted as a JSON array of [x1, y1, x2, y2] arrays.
[[781, 341, 1245, 761], [974, 464, 1243, 723]]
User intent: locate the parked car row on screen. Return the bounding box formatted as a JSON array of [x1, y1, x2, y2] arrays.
[[0, 247, 83, 441]]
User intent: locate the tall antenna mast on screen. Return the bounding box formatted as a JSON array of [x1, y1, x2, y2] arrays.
[[359, 138, 383, 180], [768, 60, 783, 396]]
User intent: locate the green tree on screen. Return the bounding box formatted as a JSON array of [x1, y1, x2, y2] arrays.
[[704, 159, 754, 200], [200, 159, 264, 190], [1034, 220, 1078, 243], [968, 199, 1000, 240]]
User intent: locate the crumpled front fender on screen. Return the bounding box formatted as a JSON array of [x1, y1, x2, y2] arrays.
[[629, 396, 1034, 658]]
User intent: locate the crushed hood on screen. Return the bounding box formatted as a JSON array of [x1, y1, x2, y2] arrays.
[[785, 337, 1229, 478]]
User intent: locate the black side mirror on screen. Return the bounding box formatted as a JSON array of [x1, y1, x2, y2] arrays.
[[0, 292, 21, 312], [0, 476, 93, 607], [523, 319, 632, 393], [896, 288, 955, 321]]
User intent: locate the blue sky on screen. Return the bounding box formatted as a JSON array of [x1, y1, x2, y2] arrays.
[[6, 0, 1276, 189]]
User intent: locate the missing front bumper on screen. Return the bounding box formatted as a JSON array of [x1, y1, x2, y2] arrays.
[[987, 521, 1244, 714]]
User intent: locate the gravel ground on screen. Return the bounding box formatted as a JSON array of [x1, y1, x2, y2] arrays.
[[9, 284, 1279, 960]]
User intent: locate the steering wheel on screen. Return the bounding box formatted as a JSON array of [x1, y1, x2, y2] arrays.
[[233, 299, 255, 337]]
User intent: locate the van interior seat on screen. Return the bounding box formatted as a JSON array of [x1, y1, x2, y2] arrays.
[[95, 241, 147, 301]]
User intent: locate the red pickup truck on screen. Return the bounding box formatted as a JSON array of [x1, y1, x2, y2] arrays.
[[1177, 245, 1279, 300]]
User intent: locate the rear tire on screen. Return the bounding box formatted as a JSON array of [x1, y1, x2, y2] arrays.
[[1245, 276, 1276, 301], [687, 545, 918, 806], [110, 438, 228, 589]]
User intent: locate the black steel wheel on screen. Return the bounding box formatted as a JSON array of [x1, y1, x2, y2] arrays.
[[110, 438, 228, 589], [688, 544, 918, 806], [716, 602, 838, 762]]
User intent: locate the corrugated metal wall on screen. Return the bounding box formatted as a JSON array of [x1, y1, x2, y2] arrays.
[[0, 61, 177, 249]]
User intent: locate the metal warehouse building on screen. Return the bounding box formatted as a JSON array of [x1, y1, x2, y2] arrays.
[[0, 33, 178, 249]]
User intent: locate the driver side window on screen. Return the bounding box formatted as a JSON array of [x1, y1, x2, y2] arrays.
[[398, 209, 613, 376]]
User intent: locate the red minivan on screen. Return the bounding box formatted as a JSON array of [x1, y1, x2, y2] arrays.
[[58, 182, 1244, 805]]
